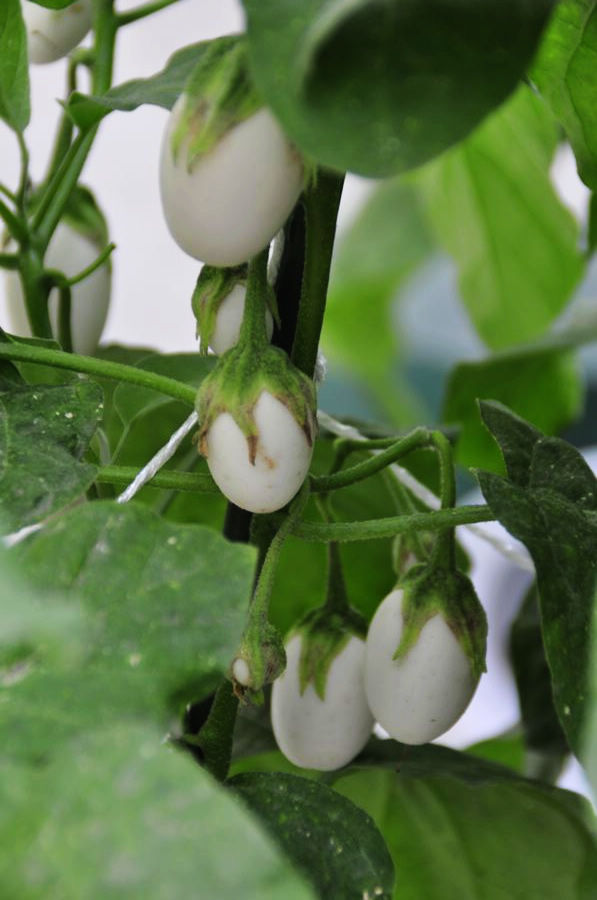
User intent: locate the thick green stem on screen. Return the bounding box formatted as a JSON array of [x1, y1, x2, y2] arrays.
[[0, 342, 197, 404], [238, 248, 270, 349], [0, 254, 19, 270], [19, 248, 52, 339], [293, 505, 494, 542], [96, 465, 217, 493], [311, 427, 430, 493], [57, 284, 73, 353], [291, 171, 344, 378]]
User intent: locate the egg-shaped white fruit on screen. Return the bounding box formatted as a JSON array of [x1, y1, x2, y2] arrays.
[[4, 222, 111, 356], [204, 390, 312, 514], [365, 589, 479, 745], [21, 0, 93, 65], [271, 633, 373, 771], [159, 101, 303, 266], [208, 282, 273, 356]]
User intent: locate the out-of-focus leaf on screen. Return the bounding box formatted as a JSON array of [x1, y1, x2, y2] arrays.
[[0, 724, 314, 899], [420, 86, 584, 349], [323, 179, 433, 423], [0, 0, 30, 132], [533, 0, 597, 190], [443, 346, 582, 469], [243, 0, 555, 176], [2, 501, 256, 762]]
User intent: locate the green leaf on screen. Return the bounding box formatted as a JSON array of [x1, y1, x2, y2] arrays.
[[0, 382, 103, 532], [334, 766, 597, 900], [465, 734, 526, 774], [442, 347, 582, 469], [419, 86, 584, 349], [26, 1, 80, 7], [2, 501, 256, 761], [243, 0, 555, 176], [1, 724, 314, 899], [323, 179, 434, 423], [510, 585, 570, 759], [67, 41, 214, 130], [586, 595, 597, 793], [232, 772, 395, 900], [0, 0, 30, 132], [477, 401, 597, 754], [533, 0, 597, 190]]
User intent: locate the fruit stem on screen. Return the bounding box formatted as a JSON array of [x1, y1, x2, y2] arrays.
[[238, 247, 270, 351], [292, 170, 344, 378], [429, 430, 457, 570], [185, 680, 239, 782], [232, 483, 311, 695]]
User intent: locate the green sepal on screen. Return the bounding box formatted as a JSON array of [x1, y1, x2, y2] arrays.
[[171, 35, 262, 172], [192, 264, 247, 352], [195, 340, 317, 464], [233, 621, 286, 700], [292, 605, 367, 701], [392, 564, 488, 683]]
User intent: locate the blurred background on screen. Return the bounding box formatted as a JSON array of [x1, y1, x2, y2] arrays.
[[1, 0, 595, 799]]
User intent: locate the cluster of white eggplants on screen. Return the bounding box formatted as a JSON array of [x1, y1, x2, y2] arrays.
[[12, 17, 484, 772], [271, 587, 483, 771]]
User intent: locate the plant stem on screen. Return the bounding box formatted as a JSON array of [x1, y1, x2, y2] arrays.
[[0, 342, 197, 404], [291, 171, 344, 378], [429, 430, 457, 569], [19, 248, 52, 339], [57, 284, 73, 353], [239, 248, 270, 349], [292, 504, 494, 542], [187, 680, 239, 782], [0, 254, 19, 270], [97, 465, 217, 493], [311, 427, 430, 492], [66, 242, 116, 286], [117, 0, 182, 26], [0, 196, 27, 243]]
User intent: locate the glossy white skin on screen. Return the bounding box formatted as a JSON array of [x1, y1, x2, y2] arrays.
[[208, 282, 274, 356], [204, 391, 312, 514], [4, 222, 111, 356], [365, 589, 478, 745], [271, 633, 374, 771], [22, 0, 93, 65], [159, 102, 303, 266]]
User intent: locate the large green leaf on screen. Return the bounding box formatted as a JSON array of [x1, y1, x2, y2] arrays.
[[510, 586, 570, 761], [2, 501, 256, 762], [334, 766, 597, 900], [323, 179, 433, 423], [0, 724, 314, 900], [420, 86, 584, 349], [442, 346, 582, 469], [477, 401, 597, 755], [0, 0, 30, 132], [67, 41, 215, 130], [232, 772, 394, 900], [243, 0, 555, 176], [0, 382, 103, 532], [533, 0, 597, 190]]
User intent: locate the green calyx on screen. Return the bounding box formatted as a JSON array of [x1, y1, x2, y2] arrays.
[[293, 605, 367, 701], [171, 35, 262, 172], [195, 340, 317, 464], [233, 621, 286, 700], [393, 564, 488, 682], [192, 264, 247, 351]]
